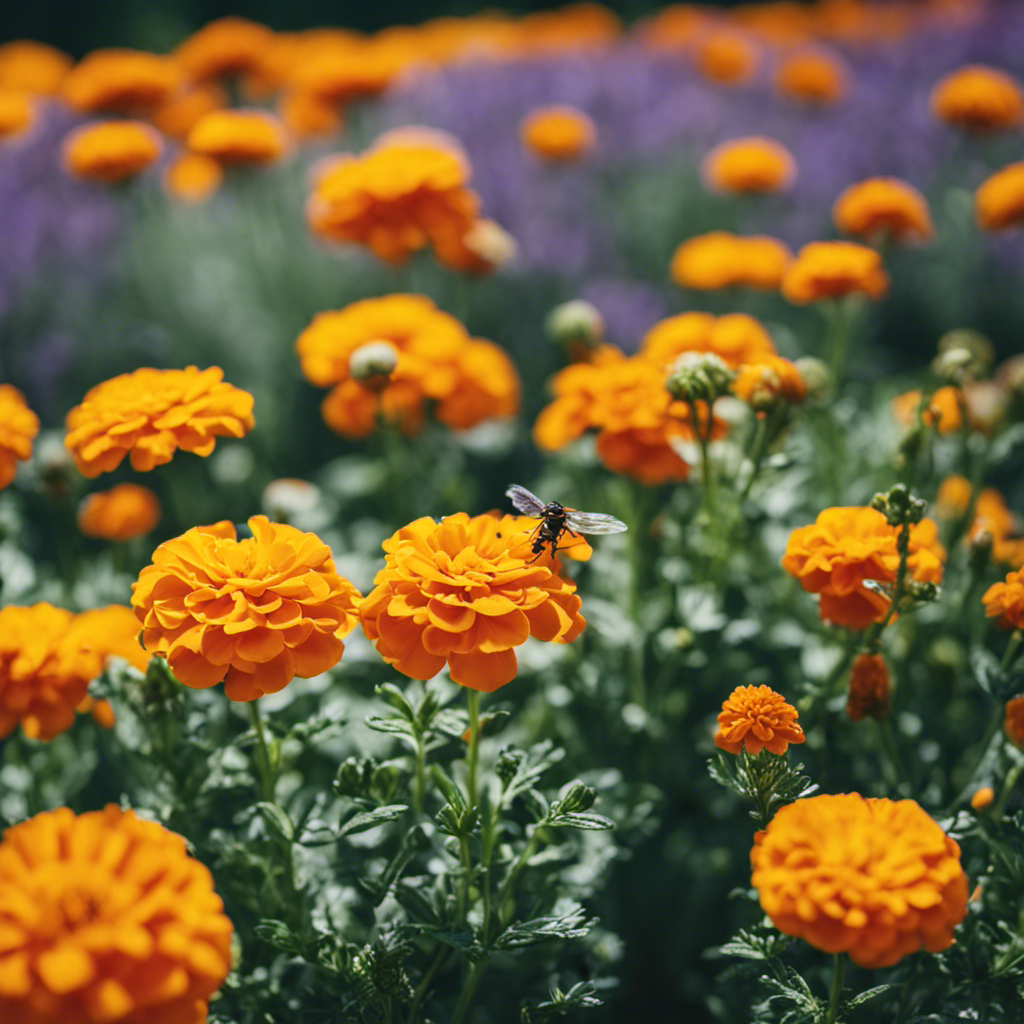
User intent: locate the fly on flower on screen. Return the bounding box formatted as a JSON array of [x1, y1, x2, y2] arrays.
[[506, 483, 628, 562]]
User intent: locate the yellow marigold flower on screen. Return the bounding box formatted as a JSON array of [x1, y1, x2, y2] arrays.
[[74, 604, 151, 674], [775, 48, 848, 105], [62, 120, 163, 184], [669, 232, 792, 291], [702, 136, 796, 195], [163, 151, 224, 203], [781, 241, 889, 304], [714, 684, 804, 755], [65, 365, 254, 478], [62, 48, 183, 114], [0, 384, 39, 489], [0, 41, 72, 96], [132, 515, 361, 702], [833, 177, 934, 245], [150, 82, 226, 139], [984, 569, 1024, 631], [751, 793, 968, 968], [77, 483, 162, 542], [976, 162, 1024, 232], [520, 105, 596, 162], [434, 339, 521, 430], [971, 786, 995, 811], [695, 27, 760, 86], [278, 89, 343, 140], [0, 91, 35, 141], [641, 311, 777, 370], [732, 355, 806, 410], [175, 16, 276, 83], [931, 64, 1024, 133], [187, 108, 288, 165], [782, 506, 946, 630], [846, 652, 891, 721], [0, 805, 233, 1023], [1005, 696, 1024, 748], [360, 512, 585, 691], [306, 141, 480, 265], [891, 386, 975, 435]]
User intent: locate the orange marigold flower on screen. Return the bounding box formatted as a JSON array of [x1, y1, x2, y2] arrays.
[[278, 89, 343, 140], [892, 386, 972, 435], [163, 151, 224, 203], [434, 339, 521, 430], [78, 483, 162, 542], [984, 569, 1024, 631], [132, 515, 361, 702], [931, 64, 1024, 133], [1005, 696, 1024, 748], [641, 311, 777, 369], [713, 684, 804, 755], [73, 604, 151, 673], [175, 16, 276, 83], [520, 105, 596, 162], [833, 177, 934, 245], [65, 365, 255, 477], [0, 805, 233, 1024], [695, 28, 760, 86], [781, 241, 889, 304], [0, 384, 39, 489], [733, 355, 806, 410], [0, 91, 35, 141], [433, 218, 518, 276], [62, 48, 183, 114], [971, 786, 995, 811], [775, 48, 848, 105], [846, 652, 891, 721], [702, 136, 796, 195], [150, 82, 226, 140], [935, 477, 1024, 567], [289, 40, 408, 105], [670, 232, 792, 291], [359, 512, 585, 691], [751, 793, 968, 968], [0, 41, 71, 96], [976, 162, 1024, 232], [187, 108, 288, 165], [782, 506, 946, 629], [63, 120, 162, 184]]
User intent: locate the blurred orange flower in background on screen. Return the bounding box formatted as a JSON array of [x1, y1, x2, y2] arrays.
[[435, 339, 521, 429], [751, 793, 968, 968], [695, 27, 760, 85], [132, 515, 362, 701], [833, 177, 934, 244], [0, 91, 35, 141], [78, 483, 162, 542], [163, 151, 224, 202], [714, 684, 805, 755], [62, 48, 183, 114], [702, 136, 796, 194], [781, 241, 889, 303], [187, 109, 289, 164], [931, 64, 1024, 133], [669, 232, 792, 291], [150, 82, 226, 139], [846, 652, 891, 721], [360, 512, 585, 691], [289, 39, 408, 106], [976, 162, 1024, 231], [0, 805, 233, 1024], [175, 15, 276, 83], [65, 365, 254, 477], [0, 384, 39, 489], [0, 40, 71, 95], [641, 311, 777, 369], [732, 355, 806, 410], [73, 604, 151, 673], [278, 88, 343, 140], [520, 105, 596, 161], [775, 48, 848, 105], [1005, 694, 1024, 747], [63, 120, 163, 183], [983, 568, 1024, 630], [935, 475, 1024, 566], [892, 386, 972, 435]]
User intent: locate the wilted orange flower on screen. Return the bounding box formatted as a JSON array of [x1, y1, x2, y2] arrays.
[[670, 232, 792, 291], [714, 684, 804, 755], [976, 162, 1024, 232], [733, 355, 806, 410], [187, 109, 288, 164], [0, 805, 233, 1024], [931, 64, 1024, 133], [782, 506, 946, 629], [62, 48, 183, 114], [1005, 695, 1024, 747], [846, 652, 891, 721], [150, 82, 226, 139], [971, 786, 995, 811], [781, 241, 889, 303], [360, 512, 585, 691], [775, 48, 848, 105], [935, 475, 1024, 566], [78, 483, 162, 541], [892, 386, 970, 435], [0, 91, 34, 141], [307, 142, 480, 265], [65, 365, 254, 477], [752, 793, 968, 968], [702, 136, 796, 194], [0, 384, 39, 489], [176, 16, 276, 83], [641, 311, 777, 369], [132, 515, 361, 701], [834, 177, 934, 245], [0, 41, 71, 95], [278, 89, 343, 140], [520, 105, 596, 161], [63, 120, 163, 183], [984, 569, 1024, 631], [163, 151, 224, 203], [695, 27, 760, 85]]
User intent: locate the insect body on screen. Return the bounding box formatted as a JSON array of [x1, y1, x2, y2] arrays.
[[505, 484, 628, 561]]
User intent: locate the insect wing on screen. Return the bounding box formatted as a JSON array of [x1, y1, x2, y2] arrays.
[[564, 510, 629, 535], [506, 484, 546, 517]]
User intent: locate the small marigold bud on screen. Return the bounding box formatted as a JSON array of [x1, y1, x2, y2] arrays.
[[462, 218, 518, 268], [665, 352, 735, 404], [792, 356, 833, 405], [348, 340, 399, 388], [846, 653, 891, 721], [545, 299, 605, 351], [1005, 695, 1024, 748], [971, 786, 995, 811], [931, 347, 975, 383], [938, 328, 993, 376]]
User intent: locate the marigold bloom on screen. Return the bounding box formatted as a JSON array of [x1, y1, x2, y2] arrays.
[[175, 16, 276, 82], [775, 48, 847, 105], [74, 604, 151, 673], [935, 475, 1024, 567], [892, 386, 971, 435], [976, 162, 1024, 232], [781, 241, 889, 304], [163, 152, 224, 203], [65, 365, 254, 477], [971, 786, 995, 811], [782, 506, 946, 629], [62, 120, 162, 184], [434, 339, 521, 430], [931, 64, 1024, 133], [733, 355, 806, 410], [846, 653, 891, 721], [833, 177, 934, 245], [187, 109, 288, 165], [0, 91, 34, 141], [289, 40, 408, 105], [641, 311, 777, 370], [0, 385, 39, 489], [0, 805, 233, 1024], [702, 136, 796, 195], [78, 483, 162, 542], [1005, 696, 1024, 748], [670, 232, 792, 291], [278, 89, 343, 140], [62, 48, 183, 114], [752, 793, 968, 968], [695, 28, 760, 85], [0, 41, 71, 95], [132, 515, 361, 701], [150, 83, 226, 139], [360, 512, 585, 691], [520, 105, 596, 162], [983, 569, 1024, 631], [714, 684, 804, 755]]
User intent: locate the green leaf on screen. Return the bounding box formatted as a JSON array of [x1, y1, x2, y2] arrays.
[[339, 804, 408, 837], [495, 904, 594, 950], [255, 918, 305, 955], [846, 984, 896, 1008], [404, 923, 484, 962], [547, 811, 615, 831], [256, 802, 295, 842], [365, 715, 416, 738]]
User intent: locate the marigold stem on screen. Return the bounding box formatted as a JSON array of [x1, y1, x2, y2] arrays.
[[248, 700, 275, 804], [450, 957, 489, 1024], [466, 689, 481, 816], [992, 756, 1024, 819], [824, 953, 846, 1024]]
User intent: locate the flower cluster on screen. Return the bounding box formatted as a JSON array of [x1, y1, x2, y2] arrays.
[[781, 242, 889, 304], [983, 568, 1024, 631], [833, 177, 934, 245]]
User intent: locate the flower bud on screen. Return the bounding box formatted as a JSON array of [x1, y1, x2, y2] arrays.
[[931, 346, 975, 383], [970, 786, 995, 811], [462, 218, 518, 269], [262, 477, 321, 525], [846, 653, 891, 721], [938, 328, 993, 376], [545, 299, 605, 352], [665, 352, 735, 404], [793, 356, 834, 405], [32, 430, 75, 500], [348, 340, 399, 390]]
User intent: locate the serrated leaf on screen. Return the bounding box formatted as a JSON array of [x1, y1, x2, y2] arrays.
[[404, 924, 484, 961], [547, 811, 615, 831], [339, 804, 408, 837], [846, 983, 895, 1008], [256, 802, 295, 842], [495, 905, 594, 950], [365, 715, 416, 738]]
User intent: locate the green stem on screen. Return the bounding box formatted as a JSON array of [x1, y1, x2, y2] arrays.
[[247, 700, 275, 804], [825, 299, 855, 384], [404, 946, 450, 1024], [413, 731, 427, 817], [824, 953, 846, 1024], [495, 828, 542, 927], [876, 718, 911, 795], [466, 690, 480, 816], [946, 702, 1005, 813], [627, 483, 650, 710], [450, 958, 489, 1024], [992, 757, 1024, 819]]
